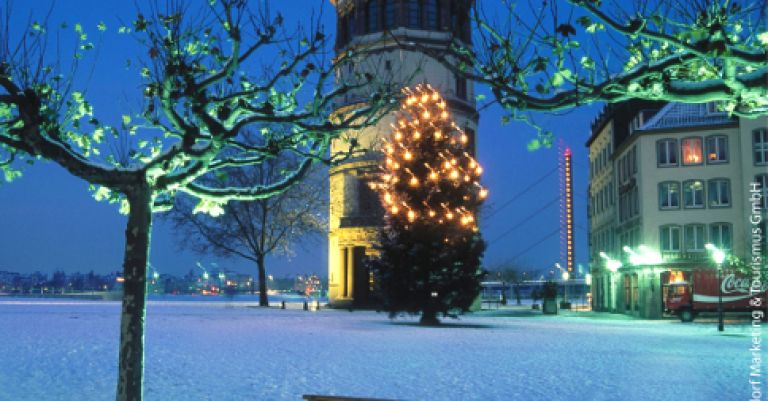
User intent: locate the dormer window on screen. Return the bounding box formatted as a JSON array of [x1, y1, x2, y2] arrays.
[[705, 101, 725, 115], [629, 109, 655, 134]]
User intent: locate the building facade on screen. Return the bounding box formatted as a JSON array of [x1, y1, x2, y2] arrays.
[[328, 0, 477, 307], [587, 101, 768, 318]]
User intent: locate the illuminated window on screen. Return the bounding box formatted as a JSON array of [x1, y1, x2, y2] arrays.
[[709, 223, 732, 250], [657, 139, 678, 166], [708, 179, 730, 207], [706, 135, 728, 163], [659, 181, 680, 209], [660, 225, 681, 252], [681, 137, 703, 165], [684, 224, 705, 252], [683, 180, 704, 208], [754, 128, 768, 165]]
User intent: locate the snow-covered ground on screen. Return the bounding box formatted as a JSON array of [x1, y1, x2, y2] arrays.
[[0, 298, 759, 401]]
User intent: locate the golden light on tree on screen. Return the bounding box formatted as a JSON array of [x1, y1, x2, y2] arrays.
[[375, 84, 487, 232]]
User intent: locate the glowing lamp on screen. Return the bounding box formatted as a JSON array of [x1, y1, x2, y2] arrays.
[[705, 243, 726, 264]]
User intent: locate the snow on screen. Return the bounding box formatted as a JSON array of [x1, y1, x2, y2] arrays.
[[0, 298, 760, 401]]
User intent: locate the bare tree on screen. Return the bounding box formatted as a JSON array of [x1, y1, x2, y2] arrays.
[[0, 1, 391, 400], [170, 153, 326, 307]]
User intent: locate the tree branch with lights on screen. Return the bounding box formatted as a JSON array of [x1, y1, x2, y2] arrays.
[[367, 84, 487, 326], [394, 0, 767, 147]]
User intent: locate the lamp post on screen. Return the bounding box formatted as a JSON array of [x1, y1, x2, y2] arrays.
[[599, 252, 622, 312], [705, 243, 726, 332]]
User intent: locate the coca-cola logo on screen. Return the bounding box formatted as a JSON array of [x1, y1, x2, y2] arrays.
[[722, 274, 768, 294]]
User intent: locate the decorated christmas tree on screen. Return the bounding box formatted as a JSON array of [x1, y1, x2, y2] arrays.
[[368, 84, 487, 325]]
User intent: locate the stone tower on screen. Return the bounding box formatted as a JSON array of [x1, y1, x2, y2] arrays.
[[328, 0, 477, 307]]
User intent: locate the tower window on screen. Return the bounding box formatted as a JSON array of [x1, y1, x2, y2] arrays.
[[450, 0, 471, 41], [367, 0, 381, 33], [384, 1, 396, 29], [456, 76, 467, 100], [425, 0, 439, 30], [407, 0, 423, 28]]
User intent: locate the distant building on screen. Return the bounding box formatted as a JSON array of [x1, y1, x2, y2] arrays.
[[587, 101, 767, 318], [328, 0, 478, 307]]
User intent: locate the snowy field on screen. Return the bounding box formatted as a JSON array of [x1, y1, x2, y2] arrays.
[[0, 298, 759, 401]]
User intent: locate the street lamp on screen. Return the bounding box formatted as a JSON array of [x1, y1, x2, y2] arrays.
[[705, 243, 726, 332], [555, 263, 570, 308], [599, 252, 622, 272]]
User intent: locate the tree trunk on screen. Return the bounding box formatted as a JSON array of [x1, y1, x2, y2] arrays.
[[257, 255, 268, 307], [419, 308, 440, 326], [116, 187, 152, 401]]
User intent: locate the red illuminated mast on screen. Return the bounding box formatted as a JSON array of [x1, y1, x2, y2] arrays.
[[559, 145, 574, 273]]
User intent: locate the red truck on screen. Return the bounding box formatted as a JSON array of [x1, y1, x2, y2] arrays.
[[664, 270, 767, 322]]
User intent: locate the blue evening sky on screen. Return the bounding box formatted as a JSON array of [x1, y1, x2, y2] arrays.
[[0, 1, 599, 279]]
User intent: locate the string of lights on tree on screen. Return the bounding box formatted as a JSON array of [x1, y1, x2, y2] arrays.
[[374, 84, 487, 231]]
